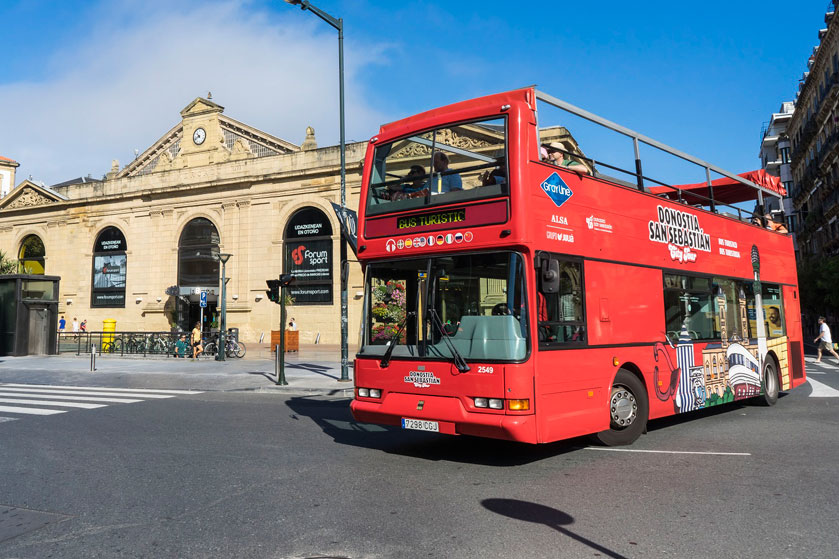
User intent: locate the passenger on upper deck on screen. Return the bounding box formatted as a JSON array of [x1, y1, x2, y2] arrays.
[[428, 152, 462, 194], [479, 156, 507, 187], [543, 142, 591, 175]]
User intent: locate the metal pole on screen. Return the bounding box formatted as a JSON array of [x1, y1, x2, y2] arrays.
[[633, 137, 644, 191], [705, 167, 716, 213], [338, 17, 350, 383], [278, 289, 288, 385], [287, 0, 348, 382], [90, 343, 95, 372], [217, 262, 227, 361]]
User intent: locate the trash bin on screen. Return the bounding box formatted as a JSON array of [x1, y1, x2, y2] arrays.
[[102, 319, 117, 344], [227, 327, 239, 342]]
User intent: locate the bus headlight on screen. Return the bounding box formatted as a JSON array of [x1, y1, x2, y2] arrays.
[[488, 399, 504, 410], [357, 388, 382, 399], [474, 397, 515, 410]]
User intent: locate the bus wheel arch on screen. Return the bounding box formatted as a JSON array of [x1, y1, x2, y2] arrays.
[[595, 366, 649, 446], [759, 352, 780, 406]]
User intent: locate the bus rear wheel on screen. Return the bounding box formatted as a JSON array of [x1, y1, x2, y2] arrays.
[[759, 357, 779, 406], [595, 370, 648, 446]]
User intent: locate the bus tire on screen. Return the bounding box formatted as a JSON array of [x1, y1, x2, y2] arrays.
[[595, 369, 648, 446], [759, 357, 780, 406]]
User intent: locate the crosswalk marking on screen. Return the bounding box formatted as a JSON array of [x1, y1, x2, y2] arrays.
[[0, 383, 204, 422], [0, 398, 106, 409], [0, 405, 66, 415], [0, 392, 142, 403], [807, 377, 839, 397], [0, 383, 202, 395], [0, 387, 175, 399]]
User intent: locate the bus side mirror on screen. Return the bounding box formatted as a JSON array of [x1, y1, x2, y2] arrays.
[[540, 258, 560, 294]]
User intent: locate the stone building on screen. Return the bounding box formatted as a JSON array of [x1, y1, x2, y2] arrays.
[[0, 96, 366, 344], [788, 1, 839, 258], [758, 102, 796, 252], [0, 156, 18, 199]]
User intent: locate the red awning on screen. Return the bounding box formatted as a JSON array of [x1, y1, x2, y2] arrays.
[[648, 169, 785, 205]]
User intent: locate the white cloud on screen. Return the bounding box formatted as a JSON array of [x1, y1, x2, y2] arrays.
[[0, 0, 388, 186]]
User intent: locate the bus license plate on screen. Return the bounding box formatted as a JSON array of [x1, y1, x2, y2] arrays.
[[402, 418, 439, 432]]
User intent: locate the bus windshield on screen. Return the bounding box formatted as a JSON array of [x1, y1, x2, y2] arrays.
[[365, 117, 508, 216], [361, 252, 528, 362]]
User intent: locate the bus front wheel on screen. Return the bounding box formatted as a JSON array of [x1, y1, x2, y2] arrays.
[[759, 357, 779, 406], [596, 370, 648, 446]]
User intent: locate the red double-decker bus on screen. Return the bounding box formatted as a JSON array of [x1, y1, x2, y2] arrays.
[[350, 87, 805, 445]]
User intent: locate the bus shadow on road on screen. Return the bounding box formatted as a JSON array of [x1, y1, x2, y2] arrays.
[[644, 393, 789, 434], [285, 395, 586, 466]]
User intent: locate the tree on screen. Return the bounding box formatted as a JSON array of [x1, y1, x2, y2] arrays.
[[0, 250, 17, 275]]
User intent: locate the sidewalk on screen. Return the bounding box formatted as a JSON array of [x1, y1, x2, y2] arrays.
[[0, 344, 356, 396]]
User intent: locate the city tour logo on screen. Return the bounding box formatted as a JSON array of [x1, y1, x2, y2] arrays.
[[648, 205, 711, 263]]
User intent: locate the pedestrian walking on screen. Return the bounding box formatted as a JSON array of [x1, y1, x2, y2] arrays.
[[72, 317, 79, 333], [288, 317, 297, 331], [58, 316, 66, 333], [191, 321, 203, 359], [814, 316, 839, 364]]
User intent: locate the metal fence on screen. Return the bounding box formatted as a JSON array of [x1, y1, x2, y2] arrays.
[[57, 331, 184, 357]]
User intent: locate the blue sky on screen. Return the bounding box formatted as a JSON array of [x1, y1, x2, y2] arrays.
[[0, 0, 830, 186]]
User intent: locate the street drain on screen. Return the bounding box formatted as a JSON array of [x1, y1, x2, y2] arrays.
[[0, 505, 69, 543]]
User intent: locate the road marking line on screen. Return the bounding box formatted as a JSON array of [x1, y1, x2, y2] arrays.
[[0, 398, 107, 409], [806, 377, 839, 397], [0, 417, 18, 423], [0, 392, 141, 404], [0, 383, 202, 395], [0, 387, 174, 399], [0, 405, 66, 416], [585, 447, 751, 456]]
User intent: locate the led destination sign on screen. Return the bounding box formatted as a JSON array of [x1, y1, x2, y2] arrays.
[[397, 209, 466, 230], [365, 199, 508, 238]]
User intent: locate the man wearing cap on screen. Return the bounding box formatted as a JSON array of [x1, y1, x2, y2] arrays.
[[545, 142, 590, 175]]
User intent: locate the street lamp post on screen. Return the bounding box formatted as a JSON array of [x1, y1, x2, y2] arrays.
[[215, 253, 232, 361], [284, 0, 349, 382]]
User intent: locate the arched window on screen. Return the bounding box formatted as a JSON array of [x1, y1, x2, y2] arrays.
[[284, 207, 333, 304], [92, 227, 127, 307], [18, 234, 45, 274], [178, 218, 220, 287]]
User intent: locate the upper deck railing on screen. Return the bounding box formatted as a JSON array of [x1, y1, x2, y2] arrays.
[[535, 90, 784, 220]]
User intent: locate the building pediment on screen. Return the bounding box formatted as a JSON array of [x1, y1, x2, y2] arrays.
[[389, 123, 504, 160], [180, 97, 225, 118], [0, 180, 67, 211], [118, 97, 300, 179]]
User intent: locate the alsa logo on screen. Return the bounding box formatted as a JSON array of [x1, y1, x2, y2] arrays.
[[540, 172, 573, 208], [292, 245, 306, 265]]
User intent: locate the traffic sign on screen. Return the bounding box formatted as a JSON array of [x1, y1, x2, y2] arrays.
[[200, 291, 208, 308]]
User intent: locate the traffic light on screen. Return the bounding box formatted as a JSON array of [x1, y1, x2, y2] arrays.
[[265, 279, 281, 304]]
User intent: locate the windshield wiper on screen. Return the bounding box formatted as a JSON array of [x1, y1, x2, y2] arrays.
[[429, 308, 470, 373], [380, 312, 414, 369]]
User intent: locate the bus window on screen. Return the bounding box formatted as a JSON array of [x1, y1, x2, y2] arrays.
[[360, 252, 528, 362], [712, 277, 743, 342], [537, 256, 585, 346], [366, 117, 507, 216], [663, 274, 714, 341], [744, 283, 785, 339]]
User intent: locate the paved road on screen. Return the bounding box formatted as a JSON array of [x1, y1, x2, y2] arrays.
[[0, 359, 836, 558]]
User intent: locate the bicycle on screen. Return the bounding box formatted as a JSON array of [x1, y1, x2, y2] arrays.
[[225, 338, 246, 358]]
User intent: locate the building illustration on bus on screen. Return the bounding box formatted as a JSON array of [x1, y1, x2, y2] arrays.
[[350, 87, 806, 446]]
